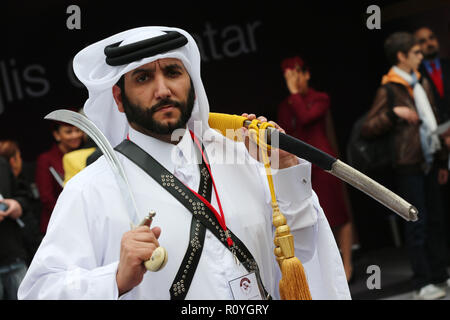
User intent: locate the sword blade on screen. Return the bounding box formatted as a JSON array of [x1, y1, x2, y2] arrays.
[[49, 166, 64, 188], [45, 109, 140, 225]]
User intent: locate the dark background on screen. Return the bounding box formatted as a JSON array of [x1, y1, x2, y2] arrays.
[[2, 0, 450, 252]]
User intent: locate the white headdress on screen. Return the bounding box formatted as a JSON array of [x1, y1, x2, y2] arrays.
[[73, 26, 210, 147]]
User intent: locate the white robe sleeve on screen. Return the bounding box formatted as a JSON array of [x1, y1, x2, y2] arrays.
[[269, 159, 318, 260], [18, 180, 121, 300], [269, 159, 351, 300]]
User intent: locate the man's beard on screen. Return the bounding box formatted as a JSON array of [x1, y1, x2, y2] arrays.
[[423, 45, 439, 60], [121, 85, 195, 135]]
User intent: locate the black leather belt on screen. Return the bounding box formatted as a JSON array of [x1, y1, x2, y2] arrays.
[[115, 138, 270, 299]]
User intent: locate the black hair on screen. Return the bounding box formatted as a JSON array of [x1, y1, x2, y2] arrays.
[[384, 32, 418, 66], [0, 140, 20, 161], [116, 75, 125, 92], [413, 25, 435, 34]]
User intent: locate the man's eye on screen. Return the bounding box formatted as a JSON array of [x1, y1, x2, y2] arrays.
[[136, 74, 149, 82], [166, 68, 182, 77]]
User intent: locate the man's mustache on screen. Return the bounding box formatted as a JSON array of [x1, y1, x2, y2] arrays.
[[151, 99, 183, 112]]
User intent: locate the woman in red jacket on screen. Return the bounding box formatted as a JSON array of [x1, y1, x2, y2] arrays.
[[35, 121, 83, 234], [277, 56, 355, 281]]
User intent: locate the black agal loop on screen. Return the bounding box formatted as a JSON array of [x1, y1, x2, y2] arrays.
[[104, 31, 188, 66]]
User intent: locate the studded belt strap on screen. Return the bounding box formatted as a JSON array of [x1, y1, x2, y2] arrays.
[[115, 139, 271, 300], [169, 164, 211, 299]]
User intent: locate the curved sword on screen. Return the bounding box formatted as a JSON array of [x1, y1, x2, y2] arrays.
[[45, 109, 168, 271], [45, 109, 140, 226]]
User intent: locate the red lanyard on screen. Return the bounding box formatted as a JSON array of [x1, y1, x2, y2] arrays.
[[188, 130, 234, 248], [128, 131, 234, 248]]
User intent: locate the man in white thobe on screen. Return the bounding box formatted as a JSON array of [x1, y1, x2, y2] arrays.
[[18, 26, 350, 300]]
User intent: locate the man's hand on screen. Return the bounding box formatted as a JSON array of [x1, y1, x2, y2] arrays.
[[116, 222, 162, 296], [393, 106, 420, 125], [0, 199, 22, 222], [241, 113, 299, 169]]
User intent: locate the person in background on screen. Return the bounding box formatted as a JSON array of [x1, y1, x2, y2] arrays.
[[35, 119, 83, 234], [415, 27, 450, 260], [415, 27, 450, 124], [277, 56, 355, 282], [0, 140, 42, 266], [361, 32, 450, 300], [0, 141, 30, 299], [61, 108, 100, 185]]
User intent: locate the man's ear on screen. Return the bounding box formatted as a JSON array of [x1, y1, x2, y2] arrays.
[[52, 130, 61, 142], [112, 85, 124, 113], [8, 155, 16, 169], [397, 51, 407, 64]]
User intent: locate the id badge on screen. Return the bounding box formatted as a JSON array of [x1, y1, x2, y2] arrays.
[[228, 272, 265, 300]]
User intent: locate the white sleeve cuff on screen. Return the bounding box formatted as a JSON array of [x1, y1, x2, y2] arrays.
[[271, 159, 318, 230], [86, 261, 121, 299]]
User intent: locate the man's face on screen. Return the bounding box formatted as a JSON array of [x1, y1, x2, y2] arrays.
[[10, 150, 22, 178], [53, 125, 84, 151], [403, 45, 423, 71], [415, 28, 439, 60], [284, 67, 310, 94], [115, 58, 194, 135], [240, 278, 251, 295]]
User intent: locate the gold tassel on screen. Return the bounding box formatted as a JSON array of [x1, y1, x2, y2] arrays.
[[280, 258, 312, 300], [273, 205, 312, 300], [248, 120, 312, 300]]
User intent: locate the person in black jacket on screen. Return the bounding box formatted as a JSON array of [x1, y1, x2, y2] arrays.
[[415, 27, 450, 265], [362, 32, 450, 300], [0, 140, 36, 299]]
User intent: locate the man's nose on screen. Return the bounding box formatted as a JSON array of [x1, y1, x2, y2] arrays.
[[71, 132, 82, 139], [154, 75, 172, 99]]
